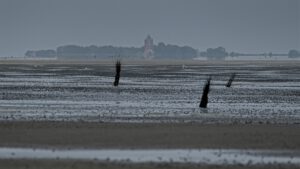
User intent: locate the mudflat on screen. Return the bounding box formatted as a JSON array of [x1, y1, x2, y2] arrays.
[[0, 60, 299, 168], [0, 121, 299, 149]]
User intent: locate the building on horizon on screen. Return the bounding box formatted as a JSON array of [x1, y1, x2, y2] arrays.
[[144, 35, 154, 59]]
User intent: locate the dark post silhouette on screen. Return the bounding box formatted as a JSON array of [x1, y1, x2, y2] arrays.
[[226, 73, 236, 88], [113, 60, 121, 86], [199, 77, 211, 108]]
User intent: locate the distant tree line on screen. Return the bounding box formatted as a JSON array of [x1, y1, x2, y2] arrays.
[[25, 45, 143, 59], [25, 50, 56, 58], [199, 47, 228, 60], [56, 45, 143, 59], [25, 43, 198, 59], [288, 49, 300, 58], [25, 45, 300, 60], [154, 42, 197, 59]]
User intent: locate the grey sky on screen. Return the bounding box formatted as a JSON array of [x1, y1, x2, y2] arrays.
[[0, 0, 299, 56]]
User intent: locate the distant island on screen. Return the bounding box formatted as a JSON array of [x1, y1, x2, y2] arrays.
[[25, 35, 300, 60], [25, 35, 197, 60]]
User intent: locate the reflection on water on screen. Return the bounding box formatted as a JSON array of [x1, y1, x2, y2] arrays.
[[0, 148, 300, 165]]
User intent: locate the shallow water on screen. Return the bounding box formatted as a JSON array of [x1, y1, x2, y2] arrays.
[[0, 148, 300, 165], [0, 63, 299, 124]]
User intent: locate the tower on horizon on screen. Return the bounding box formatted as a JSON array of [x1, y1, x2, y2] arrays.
[[144, 35, 154, 59]]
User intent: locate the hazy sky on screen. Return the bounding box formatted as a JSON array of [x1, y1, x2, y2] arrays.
[[0, 0, 299, 56]]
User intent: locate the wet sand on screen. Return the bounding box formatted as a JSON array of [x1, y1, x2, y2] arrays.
[[0, 121, 299, 149], [0, 159, 299, 169], [1, 121, 300, 168]]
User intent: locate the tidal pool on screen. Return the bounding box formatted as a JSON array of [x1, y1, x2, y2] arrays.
[[0, 148, 300, 166]]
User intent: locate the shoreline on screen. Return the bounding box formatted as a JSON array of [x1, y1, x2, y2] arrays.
[[0, 59, 300, 66]]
